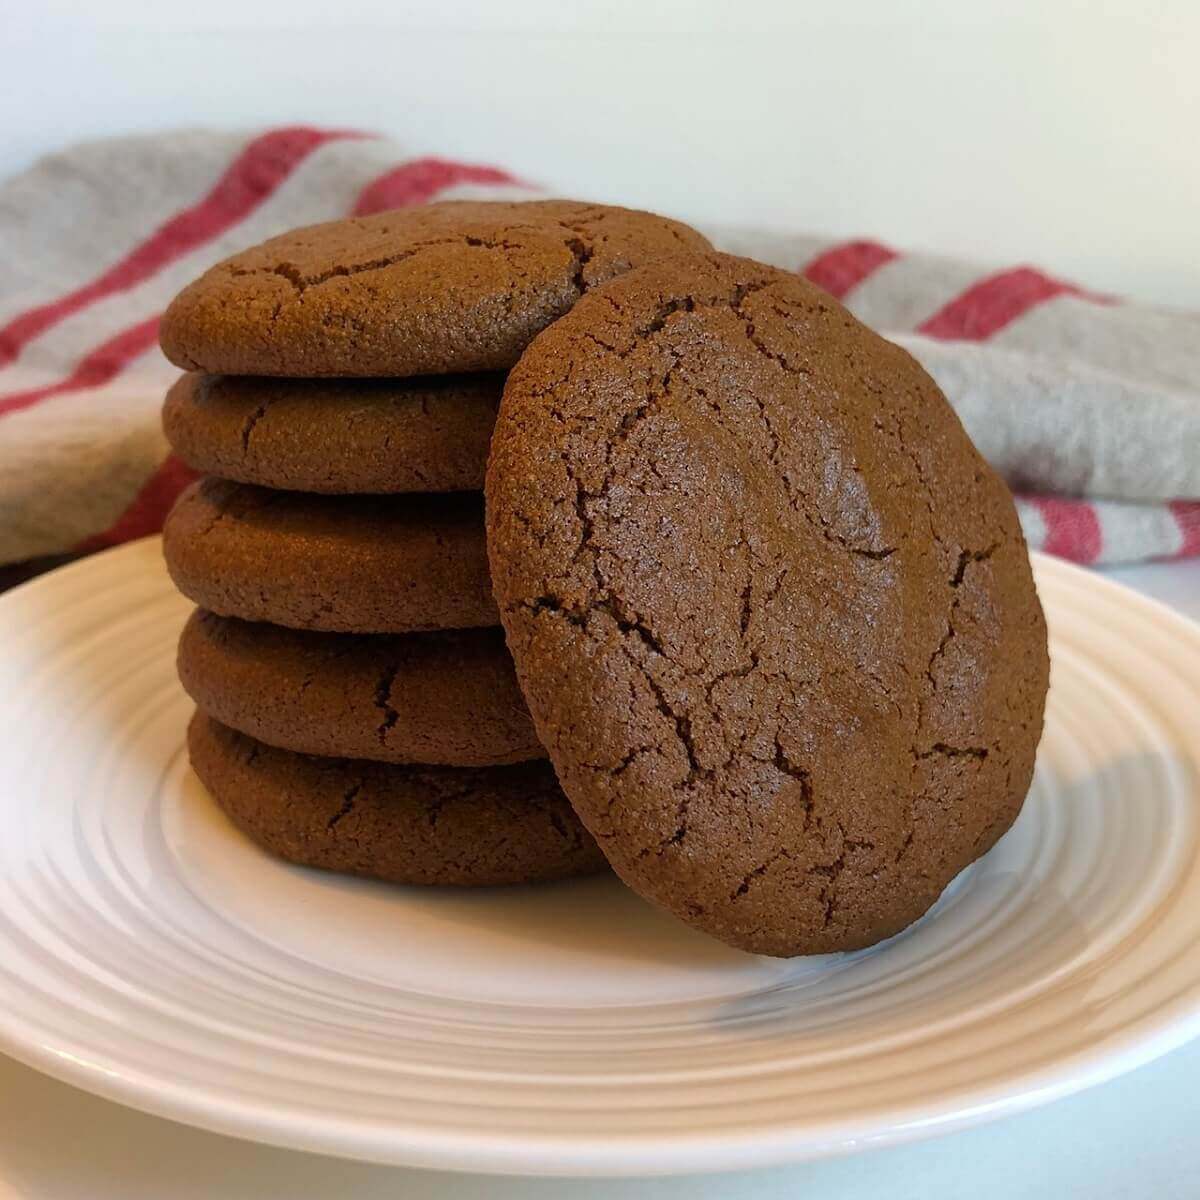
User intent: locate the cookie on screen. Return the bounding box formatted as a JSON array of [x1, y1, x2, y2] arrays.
[[159, 200, 711, 377], [188, 712, 605, 887], [163, 477, 496, 633], [163, 372, 503, 494], [486, 252, 1049, 958], [178, 610, 543, 766]]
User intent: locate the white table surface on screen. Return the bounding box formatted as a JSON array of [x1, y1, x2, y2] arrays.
[[2, 557, 1197, 1200]]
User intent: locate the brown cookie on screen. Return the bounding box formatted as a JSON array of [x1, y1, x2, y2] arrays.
[[486, 252, 1049, 958], [159, 200, 711, 377], [178, 610, 543, 766], [188, 712, 605, 887], [163, 477, 496, 633], [163, 373, 503, 494]]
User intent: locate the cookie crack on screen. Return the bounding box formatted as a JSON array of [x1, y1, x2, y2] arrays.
[[873, 409, 946, 558], [638, 296, 696, 337], [522, 791, 588, 849], [647, 793, 692, 856], [562, 462, 606, 596], [925, 618, 958, 688], [951, 542, 1000, 587], [779, 476, 896, 563], [773, 736, 814, 831], [704, 655, 760, 707], [582, 742, 656, 778], [603, 618, 710, 852], [526, 582, 706, 792], [808, 841, 857, 927], [291, 253, 421, 291], [599, 594, 670, 658], [923, 545, 999, 700], [424, 799, 452, 829], [729, 286, 811, 379], [373, 664, 401, 745], [815, 879, 839, 927], [239, 235, 525, 296], [262, 262, 307, 294], [917, 743, 990, 760], [545, 807, 571, 842], [909, 542, 1007, 869], [579, 330, 623, 355], [326, 782, 362, 831], [508, 507, 553, 551], [195, 505, 232, 540], [640, 670, 705, 781], [239, 401, 269, 455], [738, 575, 753, 635], [519, 595, 585, 624], [563, 235, 593, 295], [731, 847, 792, 900]]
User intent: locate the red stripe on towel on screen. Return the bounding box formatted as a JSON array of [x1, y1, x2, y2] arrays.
[[1169, 501, 1200, 559], [918, 267, 1105, 341], [353, 157, 522, 215], [74, 455, 199, 553], [0, 317, 161, 418], [1031, 495, 1104, 564], [801, 240, 899, 300], [0, 127, 364, 368]]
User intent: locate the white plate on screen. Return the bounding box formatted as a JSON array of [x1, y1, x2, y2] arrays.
[[0, 538, 1198, 1177]]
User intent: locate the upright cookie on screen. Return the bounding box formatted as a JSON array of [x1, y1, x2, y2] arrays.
[[163, 478, 496, 633], [178, 610, 543, 766], [189, 713, 605, 887], [160, 200, 711, 377], [486, 253, 1049, 957], [164, 373, 503, 494]]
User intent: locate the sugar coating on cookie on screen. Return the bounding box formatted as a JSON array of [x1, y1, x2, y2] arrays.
[[164, 373, 503, 494], [178, 610, 544, 767], [189, 713, 604, 887], [486, 252, 1049, 957], [163, 478, 496, 633], [160, 200, 711, 377]]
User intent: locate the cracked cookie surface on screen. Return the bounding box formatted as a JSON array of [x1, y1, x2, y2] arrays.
[[160, 200, 711, 377], [485, 253, 1049, 957], [163, 477, 496, 633], [189, 713, 603, 886], [178, 610, 543, 766], [164, 372, 504, 493]]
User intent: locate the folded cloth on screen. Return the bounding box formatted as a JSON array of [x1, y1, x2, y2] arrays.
[[0, 127, 1195, 569]]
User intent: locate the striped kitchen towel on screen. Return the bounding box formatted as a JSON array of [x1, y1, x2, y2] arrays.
[[0, 127, 1196, 569]]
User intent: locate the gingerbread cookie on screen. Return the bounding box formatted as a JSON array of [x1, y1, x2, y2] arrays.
[[486, 253, 1048, 957], [163, 478, 496, 633], [178, 610, 543, 767], [163, 372, 502, 493], [161, 200, 711, 377], [189, 712, 604, 887]]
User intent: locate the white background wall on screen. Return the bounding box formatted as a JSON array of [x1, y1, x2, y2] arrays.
[[6, 0, 1198, 306]]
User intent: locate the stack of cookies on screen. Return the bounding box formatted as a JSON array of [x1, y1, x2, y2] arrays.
[[160, 200, 1050, 958], [159, 201, 712, 890]]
